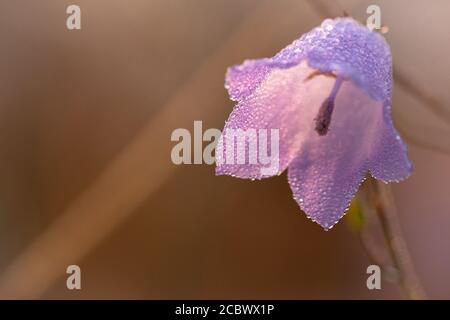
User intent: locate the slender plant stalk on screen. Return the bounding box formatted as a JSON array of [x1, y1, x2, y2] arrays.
[[361, 179, 427, 299]]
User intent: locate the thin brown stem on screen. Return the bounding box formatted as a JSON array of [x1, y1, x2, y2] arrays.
[[395, 119, 450, 156], [305, 0, 345, 18], [357, 189, 399, 284], [394, 69, 450, 126], [370, 179, 427, 299]]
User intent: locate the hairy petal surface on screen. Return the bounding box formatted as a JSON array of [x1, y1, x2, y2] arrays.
[[369, 108, 413, 181], [288, 81, 383, 230], [225, 18, 393, 104], [225, 59, 272, 102], [217, 62, 334, 179]]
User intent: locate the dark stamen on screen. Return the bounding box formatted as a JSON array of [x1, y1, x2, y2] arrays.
[[313, 76, 344, 136], [315, 97, 334, 136], [304, 70, 336, 82]]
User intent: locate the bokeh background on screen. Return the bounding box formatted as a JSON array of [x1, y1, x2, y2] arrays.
[[0, 0, 449, 299]]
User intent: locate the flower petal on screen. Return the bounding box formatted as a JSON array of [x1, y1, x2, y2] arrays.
[[216, 62, 335, 179], [369, 110, 412, 182], [226, 18, 394, 105], [287, 80, 384, 230], [225, 59, 272, 102]]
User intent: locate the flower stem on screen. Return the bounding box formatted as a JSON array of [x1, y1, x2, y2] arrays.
[[361, 179, 427, 299]]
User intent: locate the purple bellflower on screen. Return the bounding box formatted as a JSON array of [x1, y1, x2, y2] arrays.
[[216, 18, 412, 230]]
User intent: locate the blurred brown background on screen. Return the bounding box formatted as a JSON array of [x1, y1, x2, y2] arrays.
[[0, 0, 449, 299]]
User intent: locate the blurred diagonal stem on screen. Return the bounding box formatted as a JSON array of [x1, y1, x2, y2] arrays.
[[359, 179, 427, 299], [394, 69, 450, 126]]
